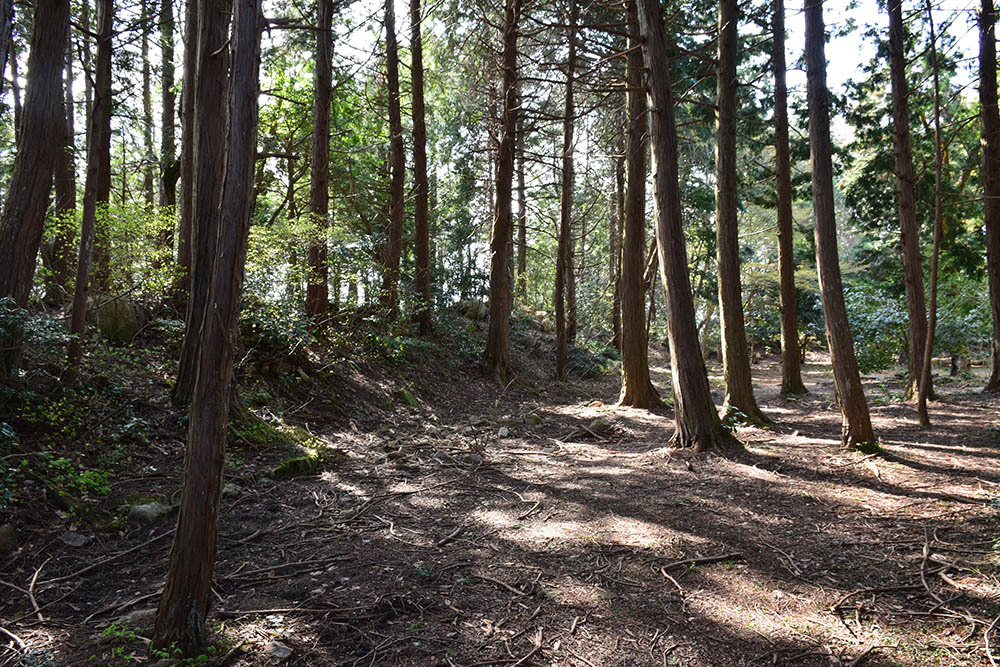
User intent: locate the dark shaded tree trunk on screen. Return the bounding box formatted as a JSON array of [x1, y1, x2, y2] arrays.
[[716, 0, 767, 425], [380, 0, 405, 319], [175, 0, 196, 295], [0, 0, 70, 373], [9, 36, 21, 144], [638, 0, 733, 452], [981, 0, 1000, 392], [159, 0, 177, 212], [0, 0, 12, 97], [172, 0, 232, 407], [618, 0, 657, 409], [555, 0, 577, 380], [44, 26, 77, 305], [888, 0, 931, 401], [804, 0, 875, 448], [153, 0, 261, 655], [773, 0, 806, 396], [917, 0, 944, 427], [412, 0, 431, 334], [484, 0, 522, 382], [610, 153, 623, 351], [305, 0, 333, 322], [64, 0, 112, 384]]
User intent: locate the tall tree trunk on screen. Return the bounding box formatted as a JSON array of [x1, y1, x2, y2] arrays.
[[0, 0, 70, 374], [773, 0, 805, 395], [153, 0, 261, 655], [175, 0, 196, 295], [412, 0, 432, 334], [159, 0, 176, 210], [9, 36, 21, 144], [0, 0, 12, 97], [516, 92, 527, 297], [888, 0, 931, 400], [141, 0, 154, 206], [804, 0, 875, 449], [44, 25, 77, 305], [981, 0, 1000, 392], [636, 0, 733, 450], [305, 0, 333, 322], [917, 0, 944, 427], [618, 0, 657, 408], [555, 0, 577, 380], [715, 0, 767, 425], [610, 153, 623, 351], [64, 0, 112, 384], [172, 0, 232, 407], [484, 0, 522, 382], [380, 0, 405, 319]]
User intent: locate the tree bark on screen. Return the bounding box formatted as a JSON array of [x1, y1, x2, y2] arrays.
[[175, 0, 197, 296], [153, 0, 261, 655], [516, 92, 527, 298], [773, 0, 806, 395], [380, 0, 405, 319], [64, 0, 112, 384], [887, 0, 931, 400], [412, 0, 432, 334], [636, 0, 734, 451], [305, 0, 333, 322], [141, 0, 154, 206], [917, 0, 944, 427], [618, 0, 658, 409], [172, 0, 232, 407], [981, 0, 1000, 392], [555, 0, 577, 380], [159, 0, 177, 211], [0, 0, 70, 373], [804, 0, 875, 449], [484, 0, 522, 383], [610, 153, 623, 351], [0, 0, 12, 98], [715, 0, 767, 425]]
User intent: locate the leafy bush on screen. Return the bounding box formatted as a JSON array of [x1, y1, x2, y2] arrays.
[[844, 285, 908, 373]]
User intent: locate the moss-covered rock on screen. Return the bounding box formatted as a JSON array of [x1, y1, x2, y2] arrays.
[[269, 455, 319, 480]]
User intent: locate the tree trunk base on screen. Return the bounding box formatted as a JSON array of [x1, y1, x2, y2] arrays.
[[670, 420, 743, 455], [617, 382, 660, 410], [780, 378, 807, 396]]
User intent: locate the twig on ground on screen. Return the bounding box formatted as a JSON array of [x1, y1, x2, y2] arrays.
[[472, 574, 533, 597], [37, 530, 174, 587], [661, 552, 743, 572], [985, 613, 1000, 667], [0, 626, 25, 651], [28, 557, 50, 621]]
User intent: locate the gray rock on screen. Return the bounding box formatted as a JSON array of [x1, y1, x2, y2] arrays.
[[222, 482, 242, 497], [127, 502, 174, 524], [59, 530, 90, 547], [115, 607, 157, 629], [498, 426, 510, 438], [0, 524, 17, 553], [266, 641, 293, 662]]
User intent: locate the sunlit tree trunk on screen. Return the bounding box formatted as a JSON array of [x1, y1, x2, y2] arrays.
[[64, 0, 112, 384], [412, 0, 432, 334], [172, 0, 232, 406], [888, 0, 931, 401], [0, 0, 70, 374], [305, 0, 333, 322], [153, 0, 261, 656], [804, 0, 875, 448], [917, 0, 944, 427], [980, 0, 1000, 392], [618, 0, 657, 408], [380, 0, 405, 319], [716, 0, 767, 425], [773, 0, 806, 395], [555, 0, 577, 380], [637, 0, 733, 450]]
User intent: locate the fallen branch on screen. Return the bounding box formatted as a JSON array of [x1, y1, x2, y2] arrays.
[[661, 553, 743, 572], [37, 530, 174, 588]]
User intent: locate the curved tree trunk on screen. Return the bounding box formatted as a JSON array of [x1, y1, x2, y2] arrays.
[[804, 0, 875, 449], [636, 0, 734, 451], [772, 0, 806, 396], [0, 0, 70, 374], [716, 0, 767, 424], [555, 0, 577, 380], [380, 0, 405, 320], [484, 0, 522, 383], [618, 0, 657, 409], [172, 0, 232, 406], [412, 0, 432, 334], [888, 0, 931, 401], [980, 0, 1000, 392], [305, 0, 333, 322], [153, 0, 261, 655]]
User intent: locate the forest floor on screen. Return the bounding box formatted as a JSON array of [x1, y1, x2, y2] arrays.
[[2, 316, 1000, 666]]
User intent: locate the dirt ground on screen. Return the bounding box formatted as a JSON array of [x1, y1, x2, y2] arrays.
[[2, 340, 1000, 666]]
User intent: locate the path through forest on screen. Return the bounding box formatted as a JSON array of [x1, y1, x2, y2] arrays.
[[3, 348, 1000, 666]]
